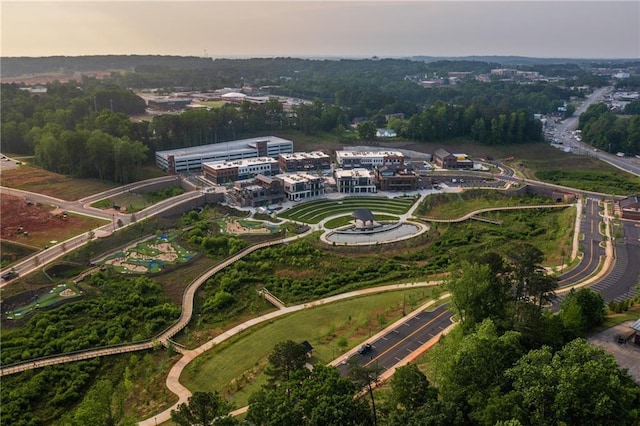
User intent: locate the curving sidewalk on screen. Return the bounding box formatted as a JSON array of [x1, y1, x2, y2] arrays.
[[137, 280, 443, 426], [419, 203, 571, 223], [0, 233, 306, 377], [0, 190, 609, 424]]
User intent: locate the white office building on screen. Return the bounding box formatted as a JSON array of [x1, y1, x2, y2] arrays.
[[155, 136, 293, 173]]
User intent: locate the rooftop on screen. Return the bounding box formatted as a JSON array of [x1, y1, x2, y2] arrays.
[[336, 150, 404, 158], [156, 136, 292, 158], [204, 157, 277, 169]]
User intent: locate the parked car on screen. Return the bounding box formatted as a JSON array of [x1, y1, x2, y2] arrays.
[[1, 270, 19, 281], [358, 343, 372, 355]]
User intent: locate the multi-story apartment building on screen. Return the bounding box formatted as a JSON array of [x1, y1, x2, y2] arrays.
[[335, 150, 404, 170], [277, 173, 325, 201], [278, 151, 331, 172], [374, 165, 418, 191], [334, 169, 377, 194], [224, 175, 285, 207], [202, 157, 279, 184]]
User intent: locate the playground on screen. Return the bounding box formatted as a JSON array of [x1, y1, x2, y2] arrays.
[[218, 219, 278, 235], [4, 282, 82, 320], [104, 234, 196, 274]]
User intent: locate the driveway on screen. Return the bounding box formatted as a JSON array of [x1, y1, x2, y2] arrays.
[[587, 320, 640, 384]]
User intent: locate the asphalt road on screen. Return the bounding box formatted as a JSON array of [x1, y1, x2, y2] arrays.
[[558, 197, 605, 286], [549, 86, 640, 176], [589, 220, 640, 302], [0, 185, 202, 287], [337, 304, 453, 377]]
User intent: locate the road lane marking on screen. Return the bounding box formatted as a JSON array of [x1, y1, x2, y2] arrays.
[[364, 309, 450, 368]]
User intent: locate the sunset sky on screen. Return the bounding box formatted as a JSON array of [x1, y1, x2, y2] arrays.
[[2, 1, 639, 59]]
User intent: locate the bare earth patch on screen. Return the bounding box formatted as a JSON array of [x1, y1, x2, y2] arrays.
[[225, 220, 270, 234], [1, 165, 116, 200], [59, 288, 76, 297], [0, 194, 106, 248]]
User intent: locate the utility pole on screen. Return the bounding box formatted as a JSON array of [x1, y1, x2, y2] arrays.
[[402, 292, 406, 316]]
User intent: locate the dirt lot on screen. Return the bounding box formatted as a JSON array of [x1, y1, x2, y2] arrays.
[[0, 194, 106, 248], [1, 165, 117, 200], [587, 320, 640, 384]]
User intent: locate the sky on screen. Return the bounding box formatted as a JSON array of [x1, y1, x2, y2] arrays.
[[1, 1, 639, 59]]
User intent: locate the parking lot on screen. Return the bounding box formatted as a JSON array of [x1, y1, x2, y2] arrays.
[[587, 321, 640, 385]]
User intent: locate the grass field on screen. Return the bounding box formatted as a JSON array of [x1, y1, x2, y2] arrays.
[[181, 287, 439, 407], [1, 241, 39, 269], [1, 162, 168, 201], [597, 304, 640, 331], [4, 282, 82, 320], [417, 190, 556, 220], [324, 213, 400, 229], [278, 196, 417, 224], [91, 193, 151, 213], [516, 154, 640, 195], [194, 101, 227, 108]]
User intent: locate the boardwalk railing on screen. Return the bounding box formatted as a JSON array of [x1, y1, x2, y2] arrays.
[[0, 234, 302, 377]]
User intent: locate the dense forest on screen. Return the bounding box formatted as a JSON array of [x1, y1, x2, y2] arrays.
[[4, 210, 639, 425], [172, 246, 640, 426], [0, 82, 148, 182], [2, 56, 603, 182], [579, 103, 640, 155]]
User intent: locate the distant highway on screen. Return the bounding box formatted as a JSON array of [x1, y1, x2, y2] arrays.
[[550, 86, 640, 177]]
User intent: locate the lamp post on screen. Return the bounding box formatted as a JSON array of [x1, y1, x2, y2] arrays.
[[402, 292, 406, 316]]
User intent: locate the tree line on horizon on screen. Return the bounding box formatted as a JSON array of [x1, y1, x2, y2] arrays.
[[3, 57, 638, 183]]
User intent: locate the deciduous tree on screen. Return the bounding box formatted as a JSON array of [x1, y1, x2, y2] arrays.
[[171, 391, 236, 426]]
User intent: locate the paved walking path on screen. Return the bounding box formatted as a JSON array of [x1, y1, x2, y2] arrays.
[[0, 187, 608, 425], [138, 280, 443, 426]]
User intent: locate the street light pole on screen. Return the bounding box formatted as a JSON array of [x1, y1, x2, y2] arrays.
[[402, 293, 406, 316]]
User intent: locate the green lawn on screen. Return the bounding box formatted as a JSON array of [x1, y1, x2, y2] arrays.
[[181, 287, 438, 407], [416, 190, 557, 219], [430, 206, 576, 268], [597, 304, 640, 331], [194, 101, 227, 108], [324, 213, 400, 229], [519, 155, 640, 195], [91, 193, 150, 213], [278, 196, 417, 224], [4, 282, 83, 320]]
